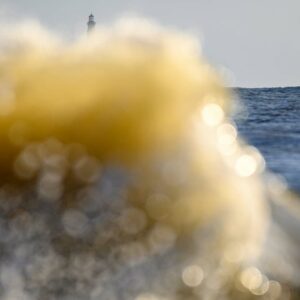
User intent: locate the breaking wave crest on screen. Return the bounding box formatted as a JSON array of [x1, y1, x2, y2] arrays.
[[0, 18, 299, 300]]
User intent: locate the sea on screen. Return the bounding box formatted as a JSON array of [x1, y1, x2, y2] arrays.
[[234, 87, 300, 193]]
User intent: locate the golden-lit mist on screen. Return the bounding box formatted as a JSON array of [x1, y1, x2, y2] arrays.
[[0, 19, 298, 300]]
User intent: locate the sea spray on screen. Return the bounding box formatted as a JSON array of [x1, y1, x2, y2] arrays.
[[0, 18, 297, 299]]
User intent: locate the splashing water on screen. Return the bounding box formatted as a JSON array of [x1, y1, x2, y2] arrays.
[[0, 18, 299, 300]]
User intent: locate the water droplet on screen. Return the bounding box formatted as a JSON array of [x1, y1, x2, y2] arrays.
[[73, 156, 100, 183], [62, 209, 89, 237], [217, 123, 237, 146], [182, 265, 204, 287], [38, 171, 64, 201], [240, 267, 263, 291], [235, 154, 257, 177], [201, 103, 224, 126], [148, 224, 176, 254]]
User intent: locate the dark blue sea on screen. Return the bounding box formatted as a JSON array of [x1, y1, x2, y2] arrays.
[[234, 87, 300, 193]]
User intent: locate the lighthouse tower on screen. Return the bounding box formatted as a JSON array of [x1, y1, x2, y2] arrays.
[[87, 14, 96, 33]]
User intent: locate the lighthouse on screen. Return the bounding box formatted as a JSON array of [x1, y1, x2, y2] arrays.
[[87, 14, 96, 33]]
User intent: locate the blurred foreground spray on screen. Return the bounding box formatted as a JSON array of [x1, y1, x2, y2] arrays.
[[0, 18, 299, 300]]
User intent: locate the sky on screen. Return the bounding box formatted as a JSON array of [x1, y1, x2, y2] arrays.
[[0, 0, 299, 87]]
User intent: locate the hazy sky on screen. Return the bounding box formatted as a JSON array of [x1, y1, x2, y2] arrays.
[[1, 0, 299, 87]]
